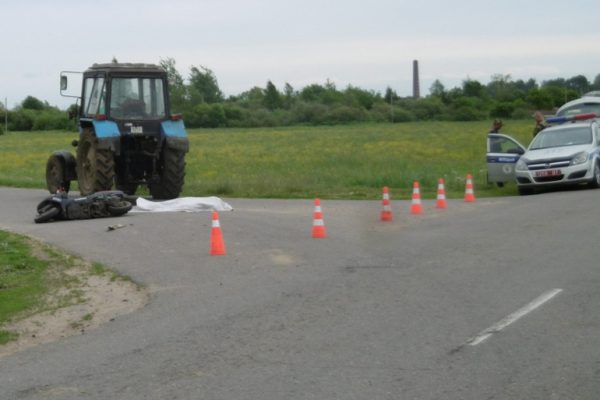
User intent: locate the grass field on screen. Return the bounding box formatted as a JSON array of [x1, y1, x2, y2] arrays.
[[0, 230, 85, 344], [0, 121, 535, 199], [0, 229, 138, 345]]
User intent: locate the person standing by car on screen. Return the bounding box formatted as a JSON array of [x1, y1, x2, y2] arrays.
[[489, 119, 503, 133], [532, 111, 547, 137]]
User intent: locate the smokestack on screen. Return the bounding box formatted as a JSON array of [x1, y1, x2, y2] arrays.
[[412, 60, 420, 99]]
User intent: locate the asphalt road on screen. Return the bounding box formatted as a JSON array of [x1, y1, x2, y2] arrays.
[[1, 187, 599, 399]]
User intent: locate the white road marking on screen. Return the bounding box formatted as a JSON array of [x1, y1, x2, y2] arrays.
[[467, 288, 563, 346]]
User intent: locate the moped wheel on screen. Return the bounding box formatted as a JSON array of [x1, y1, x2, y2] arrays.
[[34, 204, 60, 223], [107, 201, 133, 216]]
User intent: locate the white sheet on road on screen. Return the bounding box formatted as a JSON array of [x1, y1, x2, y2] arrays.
[[131, 197, 233, 213]]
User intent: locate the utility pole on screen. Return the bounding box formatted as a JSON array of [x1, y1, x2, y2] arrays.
[[390, 93, 394, 123]]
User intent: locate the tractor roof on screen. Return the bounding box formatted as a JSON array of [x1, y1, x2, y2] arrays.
[[85, 63, 165, 75]]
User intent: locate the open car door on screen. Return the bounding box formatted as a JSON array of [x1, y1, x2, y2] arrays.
[[487, 134, 527, 186]]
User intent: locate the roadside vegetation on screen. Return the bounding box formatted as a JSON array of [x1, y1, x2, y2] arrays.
[[0, 229, 137, 346], [1, 58, 598, 132], [0, 120, 534, 199], [0, 230, 78, 344]]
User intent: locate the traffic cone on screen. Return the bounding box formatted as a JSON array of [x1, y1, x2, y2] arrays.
[[210, 211, 226, 256], [380, 186, 393, 221], [312, 198, 327, 238], [410, 181, 423, 215], [436, 178, 447, 209], [464, 174, 476, 202]]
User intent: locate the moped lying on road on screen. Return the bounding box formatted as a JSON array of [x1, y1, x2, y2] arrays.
[[34, 190, 133, 223]]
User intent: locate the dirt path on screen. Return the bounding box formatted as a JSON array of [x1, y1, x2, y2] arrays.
[[0, 242, 148, 358]]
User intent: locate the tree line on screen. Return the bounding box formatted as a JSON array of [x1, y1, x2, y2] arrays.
[[2, 57, 600, 133]]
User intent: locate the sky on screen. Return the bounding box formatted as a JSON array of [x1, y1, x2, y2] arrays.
[[1, 0, 599, 109]]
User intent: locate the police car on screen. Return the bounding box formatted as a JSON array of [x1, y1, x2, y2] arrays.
[[514, 113, 600, 194], [556, 92, 600, 117]]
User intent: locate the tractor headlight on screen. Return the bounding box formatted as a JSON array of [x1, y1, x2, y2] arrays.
[[571, 152, 589, 166], [515, 158, 528, 171]]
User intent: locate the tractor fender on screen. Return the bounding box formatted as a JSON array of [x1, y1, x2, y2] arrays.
[[161, 119, 189, 152], [90, 120, 121, 154], [164, 136, 189, 153], [161, 119, 187, 138], [51, 150, 78, 181]]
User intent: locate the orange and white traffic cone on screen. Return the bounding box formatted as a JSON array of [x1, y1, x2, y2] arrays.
[[312, 198, 327, 238], [380, 186, 393, 221], [436, 178, 447, 209], [210, 211, 226, 256], [464, 174, 476, 202], [410, 181, 423, 215]]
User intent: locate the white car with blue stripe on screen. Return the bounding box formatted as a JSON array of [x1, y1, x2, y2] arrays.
[[514, 114, 600, 195]]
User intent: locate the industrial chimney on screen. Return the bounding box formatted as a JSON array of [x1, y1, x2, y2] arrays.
[[412, 60, 420, 99]]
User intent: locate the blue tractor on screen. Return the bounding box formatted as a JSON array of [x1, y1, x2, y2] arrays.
[[46, 63, 189, 199]]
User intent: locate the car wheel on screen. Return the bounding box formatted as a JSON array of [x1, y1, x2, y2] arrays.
[[589, 162, 600, 188]]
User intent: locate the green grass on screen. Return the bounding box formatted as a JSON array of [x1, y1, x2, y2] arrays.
[[0, 121, 535, 199], [0, 230, 51, 344], [0, 229, 132, 345]]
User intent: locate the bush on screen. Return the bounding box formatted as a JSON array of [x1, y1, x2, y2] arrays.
[[450, 106, 487, 121], [291, 102, 329, 125], [8, 110, 34, 131], [490, 102, 516, 119], [186, 103, 227, 128], [325, 105, 367, 124], [32, 110, 71, 131], [223, 104, 247, 126], [408, 97, 446, 120]]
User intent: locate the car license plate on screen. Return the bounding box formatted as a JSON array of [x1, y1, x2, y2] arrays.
[[535, 169, 561, 177], [131, 126, 143, 134]]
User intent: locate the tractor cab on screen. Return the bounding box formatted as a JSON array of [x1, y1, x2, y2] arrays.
[[78, 64, 170, 138], [49, 63, 189, 199]]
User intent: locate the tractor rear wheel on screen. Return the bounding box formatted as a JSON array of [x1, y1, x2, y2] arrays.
[[148, 147, 186, 200], [46, 154, 71, 193], [76, 129, 115, 195]]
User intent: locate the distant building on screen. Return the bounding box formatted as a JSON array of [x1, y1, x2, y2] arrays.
[[412, 60, 420, 99]]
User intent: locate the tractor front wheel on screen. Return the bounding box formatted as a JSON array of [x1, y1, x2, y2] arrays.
[[76, 130, 115, 195], [148, 148, 186, 200]]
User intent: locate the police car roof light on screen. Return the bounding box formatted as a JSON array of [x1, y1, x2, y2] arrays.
[[573, 112, 597, 121], [546, 112, 597, 125]]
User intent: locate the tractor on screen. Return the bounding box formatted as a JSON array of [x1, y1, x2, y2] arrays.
[[46, 63, 189, 199]]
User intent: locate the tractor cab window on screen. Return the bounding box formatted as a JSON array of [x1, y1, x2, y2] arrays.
[[82, 77, 106, 117], [110, 78, 166, 119]]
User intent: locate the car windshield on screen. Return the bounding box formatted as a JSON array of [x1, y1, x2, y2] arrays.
[[529, 126, 592, 150], [110, 77, 166, 119]]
